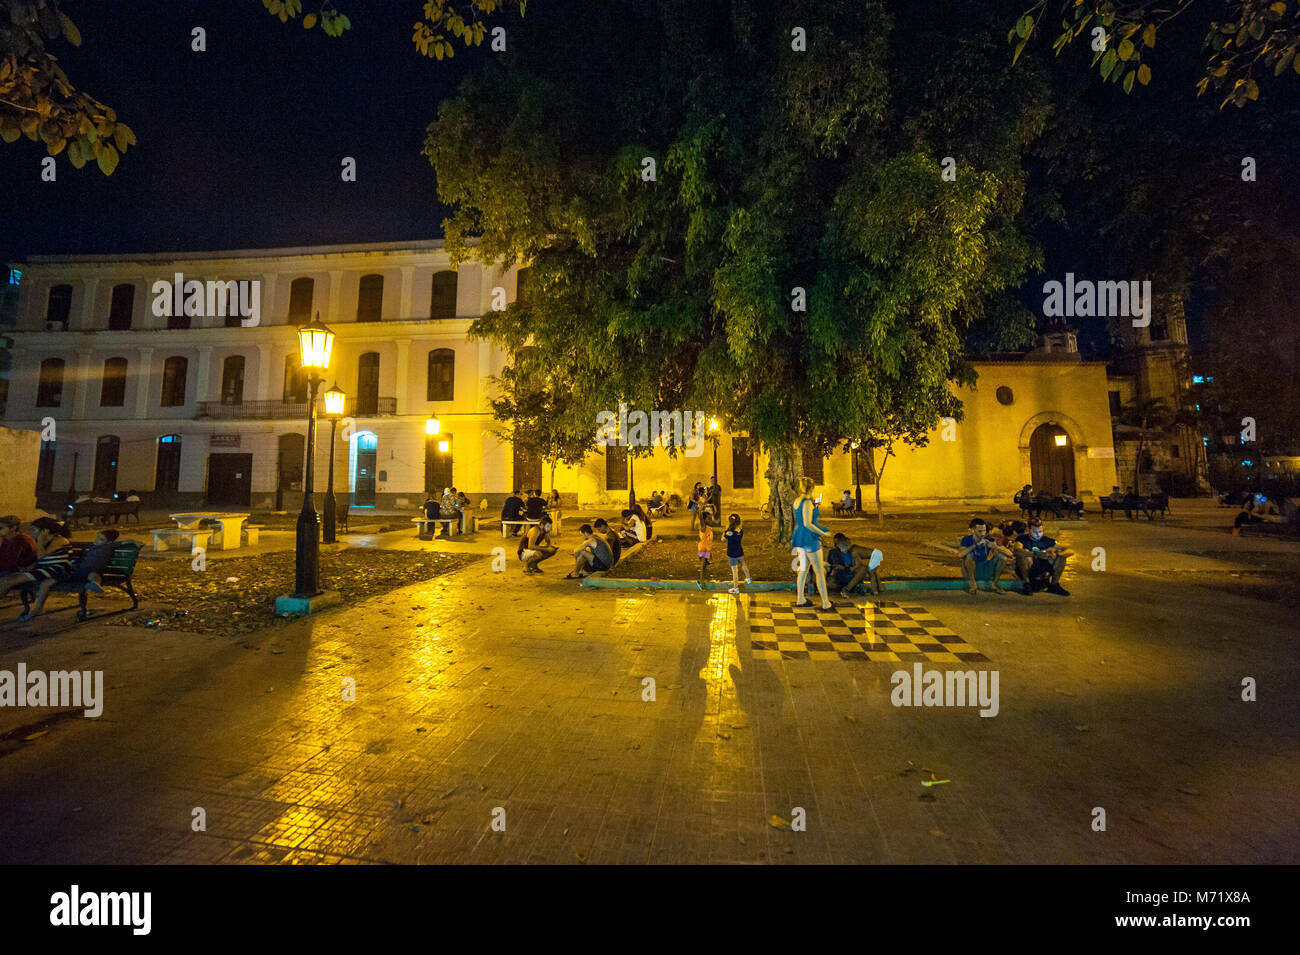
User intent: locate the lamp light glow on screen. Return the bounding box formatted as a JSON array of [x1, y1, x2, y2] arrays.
[[323, 383, 345, 417], [1054, 434, 1068, 447], [708, 417, 720, 433], [297, 313, 335, 370], [437, 440, 450, 454], [426, 417, 441, 435]]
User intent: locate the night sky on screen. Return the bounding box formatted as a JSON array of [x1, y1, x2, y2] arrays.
[[3, 1, 1295, 356], [1, 1, 470, 260]]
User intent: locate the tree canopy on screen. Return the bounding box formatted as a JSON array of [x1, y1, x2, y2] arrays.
[[428, 0, 1053, 534]]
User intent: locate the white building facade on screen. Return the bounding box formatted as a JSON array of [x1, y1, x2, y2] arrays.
[[2, 239, 1118, 514]]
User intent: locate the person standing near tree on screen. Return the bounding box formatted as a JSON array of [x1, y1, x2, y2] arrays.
[[792, 477, 833, 610]]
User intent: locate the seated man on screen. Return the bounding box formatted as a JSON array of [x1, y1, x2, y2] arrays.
[[439, 487, 459, 535], [958, 517, 1012, 595], [524, 489, 547, 521], [565, 523, 613, 579], [0, 515, 37, 575], [501, 488, 525, 533], [826, 533, 882, 597], [1014, 519, 1072, 596], [593, 518, 622, 566], [833, 490, 855, 515], [518, 516, 558, 574], [17, 529, 119, 620]]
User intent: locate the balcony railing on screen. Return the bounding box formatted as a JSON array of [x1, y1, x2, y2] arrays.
[[196, 396, 396, 419]]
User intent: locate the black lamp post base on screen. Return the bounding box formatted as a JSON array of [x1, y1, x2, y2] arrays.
[[294, 507, 321, 598]]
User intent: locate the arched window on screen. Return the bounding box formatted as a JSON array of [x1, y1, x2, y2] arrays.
[[288, 277, 315, 325], [283, 354, 308, 402], [46, 284, 72, 326], [160, 356, 188, 407], [108, 283, 134, 330], [357, 273, 384, 322], [36, 358, 65, 407], [221, 355, 246, 406], [427, 348, 454, 401], [430, 270, 458, 319], [514, 267, 532, 306], [100, 357, 129, 407]]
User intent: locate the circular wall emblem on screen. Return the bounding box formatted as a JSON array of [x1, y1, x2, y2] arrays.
[[995, 386, 1014, 405]]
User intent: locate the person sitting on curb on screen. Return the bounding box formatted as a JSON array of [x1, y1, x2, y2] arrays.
[[565, 524, 613, 579], [827, 533, 883, 598], [593, 518, 622, 567], [1014, 518, 1073, 596], [620, 508, 647, 547], [518, 516, 558, 575], [957, 517, 1012, 595]]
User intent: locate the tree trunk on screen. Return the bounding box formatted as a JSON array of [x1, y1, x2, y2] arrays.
[[765, 440, 800, 545], [873, 445, 891, 526], [549, 459, 557, 493]]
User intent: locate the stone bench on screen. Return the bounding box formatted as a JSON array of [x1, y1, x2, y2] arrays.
[[151, 528, 212, 553], [413, 517, 458, 540]]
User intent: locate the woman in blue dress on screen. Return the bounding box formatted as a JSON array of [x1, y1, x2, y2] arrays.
[[791, 476, 833, 609]]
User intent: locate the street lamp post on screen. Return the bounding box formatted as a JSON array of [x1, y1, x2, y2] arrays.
[[293, 315, 335, 598], [628, 452, 636, 512], [425, 416, 440, 497], [322, 383, 345, 543]]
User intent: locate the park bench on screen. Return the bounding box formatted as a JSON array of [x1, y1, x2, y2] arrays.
[[413, 517, 458, 540], [501, 515, 563, 537], [1140, 493, 1171, 520], [19, 541, 142, 621], [151, 528, 212, 552], [242, 524, 263, 546], [66, 500, 140, 530], [1100, 493, 1168, 520], [1017, 494, 1084, 520]]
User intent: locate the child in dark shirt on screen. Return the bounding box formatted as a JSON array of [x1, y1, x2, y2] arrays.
[[723, 513, 752, 594]]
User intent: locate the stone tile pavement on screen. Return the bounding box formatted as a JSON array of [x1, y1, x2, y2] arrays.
[[0, 509, 1296, 864]]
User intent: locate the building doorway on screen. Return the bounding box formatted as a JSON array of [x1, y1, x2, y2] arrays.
[[93, 435, 120, 495], [207, 453, 252, 507], [1029, 423, 1076, 497], [155, 434, 182, 500], [276, 433, 305, 510], [425, 432, 452, 495], [353, 431, 377, 506]]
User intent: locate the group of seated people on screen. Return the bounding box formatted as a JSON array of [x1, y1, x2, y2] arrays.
[[513, 503, 654, 577], [500, 488, 560, 533], [420, 487, 477, 535], [0, 515, 121, 620], [1231, 491, 1299, 534], [647, 491, 674, 519], [957, 516, 1072, 596]]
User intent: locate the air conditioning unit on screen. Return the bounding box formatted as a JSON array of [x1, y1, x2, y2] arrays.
[[44, 321, 67, 331]]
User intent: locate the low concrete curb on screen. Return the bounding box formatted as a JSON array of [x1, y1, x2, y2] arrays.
[[580, 576, 1006, 593]]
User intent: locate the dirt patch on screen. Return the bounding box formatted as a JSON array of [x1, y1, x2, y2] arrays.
[[79, 548, 480, 636]]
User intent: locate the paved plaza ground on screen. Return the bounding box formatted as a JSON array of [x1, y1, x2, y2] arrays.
[[0, 500, 1295, 864]]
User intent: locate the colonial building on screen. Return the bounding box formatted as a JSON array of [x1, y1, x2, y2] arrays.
[[0, 240, 1119, 512]]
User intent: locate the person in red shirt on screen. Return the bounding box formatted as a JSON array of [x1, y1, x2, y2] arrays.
[[0, 515, 37, 574]]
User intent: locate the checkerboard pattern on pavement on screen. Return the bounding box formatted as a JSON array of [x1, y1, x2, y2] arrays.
[[747, 599, 989, 662]]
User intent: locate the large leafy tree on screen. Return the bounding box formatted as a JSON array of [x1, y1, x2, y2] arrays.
[[428, 0, 1052, 540]]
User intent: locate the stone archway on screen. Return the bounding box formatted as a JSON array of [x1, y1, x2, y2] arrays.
[[1017, 411, 1089, 494]]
